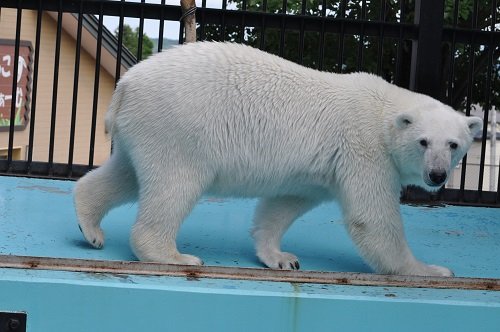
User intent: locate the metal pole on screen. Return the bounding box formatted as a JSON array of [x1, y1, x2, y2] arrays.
[[491, 106, 497, 191], [409, 0, 445, 99]]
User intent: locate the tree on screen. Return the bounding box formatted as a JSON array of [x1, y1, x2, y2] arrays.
[[116, 24, 154, 60]]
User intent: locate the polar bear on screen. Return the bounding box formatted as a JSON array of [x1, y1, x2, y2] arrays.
[[74, 42, 482, 276]]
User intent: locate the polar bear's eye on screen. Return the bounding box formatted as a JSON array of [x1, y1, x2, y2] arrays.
[[419, 139, 428, 147], [449, 142, 458, 150]]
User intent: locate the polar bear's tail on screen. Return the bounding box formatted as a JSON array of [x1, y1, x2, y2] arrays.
[[104, 81, 124, 137]]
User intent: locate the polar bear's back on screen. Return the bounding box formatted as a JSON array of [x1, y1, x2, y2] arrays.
[[113, 42, 388, 141]]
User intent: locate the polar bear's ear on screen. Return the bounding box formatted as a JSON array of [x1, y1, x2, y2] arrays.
[[395, 113, 413, 129], [466, 116, 483, 137]]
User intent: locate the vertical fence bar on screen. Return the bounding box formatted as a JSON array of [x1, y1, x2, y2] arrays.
[[259, 0, 268, 49], [115, 0, 125, 85], [459, 0, 478, 198], [356, 0, 367, 71], [444, 0, 460, 197], [494, 1, 500, 203], [446, 0, 459, 107], [137, 0, 145, 61], [6, 1, 22, 169], [376, 0, 386, 76], [409, 0, 444, 97], [394, 0, 406, 85], [68, 4, 84, 174], [477, 0, 497, 200], [459, 48, 476, 197], [179, 20, 184, 43], [219, 0, 228, 41], [317, 0, 326, 70], [158, 0, 166, 51], [278, 0, 286, 57], [477, 45, 493, 199], [200, 0, 206, 41], [48, 0, 63, 173], [26, 0, 43, 170], [298, 0, 306, 64], [239, 0, 247, 43], [89, 8, 104, 169], [336, 0, 346, 73]]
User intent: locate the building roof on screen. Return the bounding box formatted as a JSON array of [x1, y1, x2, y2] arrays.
[[47, 12, 137, 78]]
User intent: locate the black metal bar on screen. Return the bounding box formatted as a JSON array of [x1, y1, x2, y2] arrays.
[[158, 0, 165, 51], [493, 0, 500, 203], [376, 0, 385, 75], [68, 4, 84, 173], [239, 0, 247, 43], [220, 0, 228, 41], [179, 20, 184, 43], [317, 0, 326, 70], [477, 45, 493, 197], [459, 41, 476, 199], [114, 0, 125, 85], [200, 0, 206, 41], [6, 1, 22, 169], [26, 0, 43, 171], [48, 0, 63, 173], [446, 0, 460, 108], [259, 0, 267, 49], [337, 0, 347, 73], [278, 0, 286, 57], [356, 0, 367, 71], [477, 0, 497, 200], [409, 0, 444, 97], [297, 0, 306, 64], [394, 0, 405, 85], [89, 8, 104, 168], [137, 0, 145, 61]]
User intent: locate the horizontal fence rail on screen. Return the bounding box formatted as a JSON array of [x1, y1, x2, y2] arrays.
[[0, 0, 499, 207]]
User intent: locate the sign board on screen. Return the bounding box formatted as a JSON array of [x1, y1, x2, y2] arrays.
[[0, 39, 32, 131]]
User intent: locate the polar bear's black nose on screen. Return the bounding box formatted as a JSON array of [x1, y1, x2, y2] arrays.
[[429, 171, 447, 185]]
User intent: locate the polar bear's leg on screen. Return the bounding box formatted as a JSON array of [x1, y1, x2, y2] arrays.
[[252, 196, 318, 270], [340, 181, 453, 277], [74, 148, 137, 249], [130, 168, 207, 265]]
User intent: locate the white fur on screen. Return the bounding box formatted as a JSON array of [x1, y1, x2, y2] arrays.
[[74, 42, 483, 276]]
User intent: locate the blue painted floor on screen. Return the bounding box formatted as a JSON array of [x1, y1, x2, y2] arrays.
[[0, 176, 499, 332], [0, 176, 498, 277]]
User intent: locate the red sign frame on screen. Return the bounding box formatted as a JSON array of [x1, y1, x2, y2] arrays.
[[0, 39, 33, 131]]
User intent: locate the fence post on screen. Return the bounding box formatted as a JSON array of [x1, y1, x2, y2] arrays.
[[409, 0, 445, 99]]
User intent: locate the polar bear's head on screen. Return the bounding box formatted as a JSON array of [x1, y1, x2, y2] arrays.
[[389, 104, 483, 192]]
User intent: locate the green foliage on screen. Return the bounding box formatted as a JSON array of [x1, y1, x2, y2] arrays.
[[116, 24, 154, 60]]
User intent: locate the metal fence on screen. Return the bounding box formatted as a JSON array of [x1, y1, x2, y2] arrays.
[[0, 0, 499, 206]]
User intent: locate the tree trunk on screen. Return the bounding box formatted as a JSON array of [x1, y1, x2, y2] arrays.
[[180, 0, 196, 43]]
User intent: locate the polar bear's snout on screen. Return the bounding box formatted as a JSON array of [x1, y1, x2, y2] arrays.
[[428, 169, 447, 186]]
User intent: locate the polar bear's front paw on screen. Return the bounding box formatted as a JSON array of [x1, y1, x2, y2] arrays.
[[405, 263, 454, 277], [258, 250, 300, 270], [172, 253, 204, 266], [78, 223, 104, 249], [424, 264, 454, 277]]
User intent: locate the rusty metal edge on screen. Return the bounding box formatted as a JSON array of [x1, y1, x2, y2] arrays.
[[0, 254, 498, 291]]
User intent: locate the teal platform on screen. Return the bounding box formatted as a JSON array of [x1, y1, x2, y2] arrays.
[[0, 176, 499, 331]]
